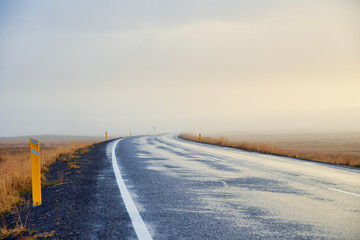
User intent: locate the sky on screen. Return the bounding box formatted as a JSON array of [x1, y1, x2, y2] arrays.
[[0, 0, 359, 137]]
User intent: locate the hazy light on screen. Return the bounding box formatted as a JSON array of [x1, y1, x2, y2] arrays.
[[0, 1, 359, 137]]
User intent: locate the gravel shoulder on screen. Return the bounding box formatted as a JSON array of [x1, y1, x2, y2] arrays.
[[2, 140, 135, 239]]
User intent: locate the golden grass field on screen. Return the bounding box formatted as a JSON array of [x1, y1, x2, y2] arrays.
[[180, 132, 360, 167], [0, 137, 97, 215]]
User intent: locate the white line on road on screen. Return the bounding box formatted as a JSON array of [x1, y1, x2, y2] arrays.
[[328, 188, 360, 198], [112, 139, 153, 240]]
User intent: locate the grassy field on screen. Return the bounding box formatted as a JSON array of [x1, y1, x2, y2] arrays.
[[180, 132, 360, 167], [0, 136, 98, 214]]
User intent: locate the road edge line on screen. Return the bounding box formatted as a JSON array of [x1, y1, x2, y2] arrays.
[[111, 138, 153, 240], [328, 188, 360, 198]]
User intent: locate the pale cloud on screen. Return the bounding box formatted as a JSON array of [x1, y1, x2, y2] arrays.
[[0, 0, 359, 136]]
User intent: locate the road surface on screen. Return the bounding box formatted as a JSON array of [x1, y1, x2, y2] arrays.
[[110, 134, 360, 239]]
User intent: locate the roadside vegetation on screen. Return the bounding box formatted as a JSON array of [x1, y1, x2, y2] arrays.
[[0, 140, 96, 239], [180, 133, 360, 168]]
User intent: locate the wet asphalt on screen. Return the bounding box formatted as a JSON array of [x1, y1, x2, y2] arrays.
[[114, 134, 360, 240], [3, 134, 359, 239]]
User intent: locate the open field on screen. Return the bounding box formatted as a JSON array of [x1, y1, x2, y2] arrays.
[[180, 132, 360, 167], [211, 132, 360, 156], [0, 134, 103, 149], [0, 136, 99, 214]]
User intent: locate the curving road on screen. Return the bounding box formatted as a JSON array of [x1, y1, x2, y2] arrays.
[[110, 134, 360, 239]]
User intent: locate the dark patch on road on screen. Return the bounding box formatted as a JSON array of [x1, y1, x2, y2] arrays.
[[185, 180, 225, 189], [155, 145, 188, 158], [136, 150, 152, 155], [2, 140, 135, 239], [191, 158, 241, 173], [225, 177, 305, 195], [163, 164, 180, 169]]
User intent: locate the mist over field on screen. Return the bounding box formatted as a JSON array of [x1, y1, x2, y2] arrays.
[[0, 1, 359, 137]]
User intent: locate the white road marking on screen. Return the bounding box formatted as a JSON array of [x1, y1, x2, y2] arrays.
[[328, 188, 360, 198], [111, 139, 153, 240]]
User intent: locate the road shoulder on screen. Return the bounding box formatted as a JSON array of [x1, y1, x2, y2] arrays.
[[2, 140, 135, 239]]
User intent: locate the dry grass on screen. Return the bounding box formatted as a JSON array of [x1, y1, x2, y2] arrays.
[[1, 201, 55, 239], [68, 162, 80, 169], [0, 139, 96, 239], [0, 200, 31, 239], [180, 133, 360, 167], [0, 141, 96, 214]]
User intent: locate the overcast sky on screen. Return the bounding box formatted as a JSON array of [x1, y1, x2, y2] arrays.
[[0, 0, 359, 137]]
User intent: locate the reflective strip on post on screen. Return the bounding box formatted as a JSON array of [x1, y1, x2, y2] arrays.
[[31, 149, 39, 155], [30, 138, 42, 206]]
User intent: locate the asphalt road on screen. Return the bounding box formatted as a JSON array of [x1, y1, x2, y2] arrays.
[[111, 134, 360, 240]]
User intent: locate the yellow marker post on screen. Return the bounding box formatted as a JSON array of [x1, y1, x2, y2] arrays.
[[105, 131, 108, 141], [130, 131, 132, 137], [199, 133, 201, 143], [30, 138, 41, 206]]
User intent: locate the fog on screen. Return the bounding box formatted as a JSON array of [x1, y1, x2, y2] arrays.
[[1, 1, 359, 137]]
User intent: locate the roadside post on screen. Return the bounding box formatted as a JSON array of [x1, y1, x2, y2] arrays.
[[30, 138, 42, 206], [199, 133, 201, 143], [105, 131, 108, 141], [130, 131, 132, 136]]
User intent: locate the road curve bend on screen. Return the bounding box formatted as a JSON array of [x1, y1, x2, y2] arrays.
[[110, 134, 360, 239]]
